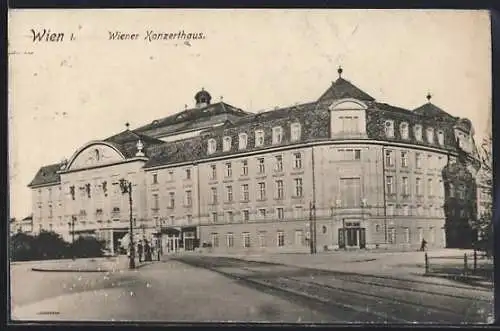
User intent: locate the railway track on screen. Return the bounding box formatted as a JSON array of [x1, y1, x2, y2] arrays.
[[175, 255, 491, 323]]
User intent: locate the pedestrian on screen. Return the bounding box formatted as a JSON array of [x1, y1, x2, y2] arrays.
[[137, 240, 143, 263], [420, 238, 427, 252], [144, 240, 152, 262]]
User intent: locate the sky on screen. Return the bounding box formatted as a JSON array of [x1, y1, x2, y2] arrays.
[[8, 9, 492, 219]]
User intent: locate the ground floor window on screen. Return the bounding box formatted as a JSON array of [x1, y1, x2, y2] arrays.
[[418, 227, 423, 243], [295, 230, 304, 246], [277, 231, 285, 247], [403, 227, 410, 243], [429, 227, 435, 243], [242, 232, 250, 248], [388, 227, 396, 244], [226, 233, 234, 248], [211, 233, 219, 248], [258, 231, 266, 248]]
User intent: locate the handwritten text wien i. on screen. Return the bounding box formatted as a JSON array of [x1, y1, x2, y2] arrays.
[[109, 31, 206, 41]]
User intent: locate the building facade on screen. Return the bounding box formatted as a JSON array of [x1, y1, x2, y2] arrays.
[[28, 69, 485, 254]]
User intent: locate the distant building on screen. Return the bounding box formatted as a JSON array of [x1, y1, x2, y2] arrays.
[[28, 68, 485, 253], [10, 215, 34, 235]]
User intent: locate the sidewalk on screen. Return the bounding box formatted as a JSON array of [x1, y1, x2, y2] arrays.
[[205, 249, 493, 290], [30, 256, 158, 273]]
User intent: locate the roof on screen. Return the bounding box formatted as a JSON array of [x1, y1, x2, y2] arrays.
[[28, 163, 63, 187], [134, 102, 251, 134], [413, 102, 456, 120], [372, 102, 414, 115], [145, 136, 204, 168], [318, 77, 375, 102], [103, 130, 164, 158]]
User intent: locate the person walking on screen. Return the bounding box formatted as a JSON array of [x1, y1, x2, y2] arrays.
[[144, 240, 152, 262], [137, 240, 144, 263], [420, 238, 427, 252]]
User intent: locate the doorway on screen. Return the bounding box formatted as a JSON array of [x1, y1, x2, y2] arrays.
[[338, 222, 366, 249]]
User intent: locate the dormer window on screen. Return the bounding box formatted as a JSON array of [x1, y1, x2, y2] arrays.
[[400, 122, 409, 139], [437, 130, 445, 145], [223, 136, 232, 152], [238, 133, 248, 150], [291, 122, 301, 142], [414, 125, 423, 141], [255, 130, 265, 147], [272, 127, 283, 145], [426, 127, 435, 144], [385, 120, 395, 138], [207, 138, 217, 154]]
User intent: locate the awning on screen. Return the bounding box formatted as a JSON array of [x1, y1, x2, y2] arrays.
[[160, 227, 181, 235]]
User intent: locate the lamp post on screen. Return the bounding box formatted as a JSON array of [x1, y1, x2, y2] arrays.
[[68, 216, 76, 260], [114, 179, 135, 269]]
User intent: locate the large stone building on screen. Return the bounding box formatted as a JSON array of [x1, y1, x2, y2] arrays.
[[28, 68, 484, 254]]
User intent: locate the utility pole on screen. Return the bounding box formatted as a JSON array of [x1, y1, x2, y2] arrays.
[[70, 215, 76, 260], [309, 201, 317, 254], [116, 179, 135, 269]]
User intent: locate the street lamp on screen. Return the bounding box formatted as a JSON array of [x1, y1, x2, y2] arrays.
[[309, 201, 317, 254], [68, 215, 76, 260], [114, 178, 135, 269]]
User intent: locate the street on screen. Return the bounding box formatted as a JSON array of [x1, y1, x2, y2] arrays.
[[10, 255, 493, 323]]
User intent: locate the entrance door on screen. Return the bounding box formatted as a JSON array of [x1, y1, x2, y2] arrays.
[[338, 224, 366, 249], [346, 228, 358, 247]]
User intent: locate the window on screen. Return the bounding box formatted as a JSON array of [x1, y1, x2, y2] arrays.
[[185, 190, 193, 207], [258, 208, 266, 220], [385, 150, 394, 166], [152, 174, 158, 184], [258, 182, 266, 200], [402, 204, 410, 216], [338, 149, 361, 161], [401, 177, 409, 195], [211, 187, 218, 204], [294, 206, 304, 219], [225, 211, 234, 223], [291, 123, 301, 141], [403, 228, 410, 243], [385, 120, 395, 138], [225, 162, 232, 177], [375, 224, 380, 232], [429, 227, 435, 243], [185, 168, 191, 180], [223, 136, 232, 152], [207, 138, 217, 154], [388, 227, 396, 244], [258, 231, 267, 248], [294, 178, 303, 197], [168, 192, 175, 208], [48, 205, 53, 218], [386, 176, 394, 195], [277, 231, 285, 247], [277, 207, 285, 220], [241, 160, 248, 176], [295, 230, 304, 246], [276, 180, 284, 200], [257, 158, 265, 174], [340, 116, 360, 133], [255, 130, 265, 147], [416, 178, 422, 196], [211, 212, 218, 223], [401, 151, 409, 168], [400, 122, 409, 139], [439, 179, 444, 198], [426, 127, 434, 144], [226, 186, 233, 202], [418, 227, 424, 243], [210, 164, 217, 180], [415, 153, 422, 169], [293, 152, 302, 169], [414, 125, 423, 141], [241, 184, 249, 201], [238, 133, 248, 150], [437, 130, 445, 145], [211, 233, 219, 248], [167, 170, 174, 182], [170, 215, 175, 225], [242, 232, 251, 248], [275, 155, 283, 172], [242, 210, 250, 222], [340, 177, 361, 207], [272, 127, 283, 144], [416, 205, 423, 216], [187, 214, 193, 224], [226, 233, 234, 247], [427, 179, 433, 196], [152, 194, 159, 210]]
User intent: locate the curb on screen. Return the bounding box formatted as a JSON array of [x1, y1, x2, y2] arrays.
[[31, 267, 111, 273]]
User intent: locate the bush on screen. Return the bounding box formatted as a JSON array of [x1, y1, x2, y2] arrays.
[[10, 232, 37, 261], [71, 236, 106, 258]]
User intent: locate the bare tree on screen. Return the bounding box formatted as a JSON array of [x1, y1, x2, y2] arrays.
[[475, 135, 493, 255]]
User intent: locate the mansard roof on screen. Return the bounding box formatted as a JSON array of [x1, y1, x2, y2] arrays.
[[134, 101, 251, 134], [28, 162, 63, 187], [413, 102, 456, 121], [104, 129, 164, 158], [318, 77, 376, 103]]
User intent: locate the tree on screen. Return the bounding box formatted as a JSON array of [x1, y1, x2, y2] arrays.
[[71, 236, 106, 258], [474, 135, 493, 256], [32, 230, 69, 260], [10, 232, 36, 261]]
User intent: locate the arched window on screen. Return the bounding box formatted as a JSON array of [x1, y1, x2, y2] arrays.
[[426, 127, 435, 144], [255, 130, 265, 147], [414, 124, 423, 141], [207, 139, 217, 154], [291, 123, 301, 142], [385, 120, 394, 138], [238, 133, 248, 150], [400, 122, 409, 139], [437, 130, 445, 145], [94, 149, 100, 161], [222, 136, 232, 152]]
